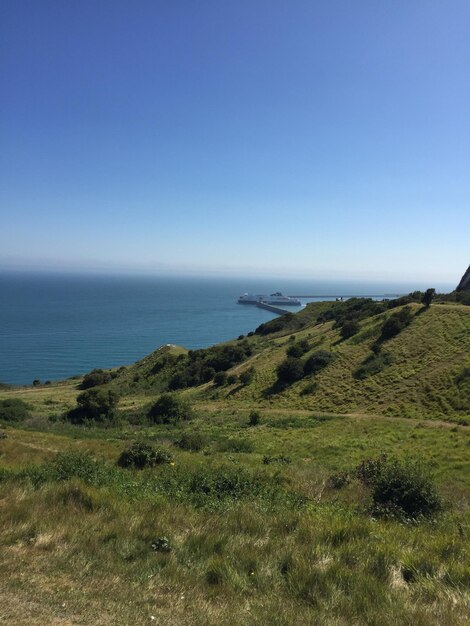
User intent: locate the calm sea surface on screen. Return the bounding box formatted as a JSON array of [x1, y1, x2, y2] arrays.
[[0, 272, 453, 385]]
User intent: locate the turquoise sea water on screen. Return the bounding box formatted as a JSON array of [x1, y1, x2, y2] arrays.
[[0, 272, 453, 385]]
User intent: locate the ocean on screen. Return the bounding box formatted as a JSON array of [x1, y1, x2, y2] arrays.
[[0, 272, 453, 385]]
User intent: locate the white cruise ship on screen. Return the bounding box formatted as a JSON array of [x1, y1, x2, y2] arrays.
[[238, 292, 301, 306], [237, 293, 265, 304]]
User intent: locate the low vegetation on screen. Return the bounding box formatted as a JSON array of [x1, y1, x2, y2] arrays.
[[118, 441, 173, 469], [0, 398, 30, 421]]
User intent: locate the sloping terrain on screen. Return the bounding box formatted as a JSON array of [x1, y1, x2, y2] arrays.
[[0, 298, 469, 625]]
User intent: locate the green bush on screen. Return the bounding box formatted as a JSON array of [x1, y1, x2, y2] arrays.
[[0, 399, 31, 422], [248, 410, 261, 426], [286, 338, 310, 358], [277, 357, 305, 385], [213, 371, 228, 386], [379, 307, 413, 341], [70, 388, 119, 422], [176, 431, 206, 452], [357, 455, 441, 519], [43, 451, 108, 485], [81, 368, 112, 389], [148, 394, 193, 424], [239, 366, 255, 385], [340, 320, 360, 339], [303, 350, 333, 376], [226, 374, 238, 385], [118, 441, 173, 469]]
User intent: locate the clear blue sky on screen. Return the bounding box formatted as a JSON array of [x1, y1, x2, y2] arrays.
[[1, 1, 468, 283]]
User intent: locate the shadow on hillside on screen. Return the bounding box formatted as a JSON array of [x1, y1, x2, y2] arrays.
[[415, 305, 429, 317], [225, 384, 245, 397], [262, 381, 287, 398]]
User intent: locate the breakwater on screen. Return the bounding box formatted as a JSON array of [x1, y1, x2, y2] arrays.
[[256, 302, 290, 315], [287, 294, 401, 299]]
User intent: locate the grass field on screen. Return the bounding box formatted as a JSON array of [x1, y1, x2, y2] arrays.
[[0, 300, 469, 624]]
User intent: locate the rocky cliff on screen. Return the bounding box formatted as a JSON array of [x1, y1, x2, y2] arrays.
[[456, 265, 470, 291]]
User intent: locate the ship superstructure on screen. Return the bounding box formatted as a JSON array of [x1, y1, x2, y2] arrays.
[[237, 292, 301, 306]]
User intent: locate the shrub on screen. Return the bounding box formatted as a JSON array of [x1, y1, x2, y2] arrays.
[[327, 471, 351, 489], [71, 388, 119, 422], [226, 374, 238, 385], [118, 441, 173, 469], [81, 368, 112, 389], [357, 455, 441, 518], [47, 451, 108, 485], [176, 431, 206, 452], [286, 339, 310, 358], [379, 307, 413, 341], [237, 334, 245, 340], [0, 399, 31, 422], [248, 410, 261, 426], [239, 366, 255, 385], [340, 320, 360, 339], [303, 350, 333, 376], [213, 371, 228, 386], [32, 379, 41, 386], [148, 393, 193, 424], [277, 357, 305, 385], [169, 342, 252, 389]]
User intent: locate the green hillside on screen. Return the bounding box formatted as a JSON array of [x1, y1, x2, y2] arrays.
[[90, 299, 470, 423], [0, 297, 469, 625]]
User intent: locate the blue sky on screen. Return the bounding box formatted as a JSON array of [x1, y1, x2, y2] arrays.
[[1, 1, 468, 282]]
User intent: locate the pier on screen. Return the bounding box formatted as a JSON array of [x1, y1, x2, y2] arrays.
[[256, 302, 290, 315], [286, 294, 401, 299]]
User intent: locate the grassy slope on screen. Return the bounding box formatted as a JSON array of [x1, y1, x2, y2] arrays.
[[1, 412, 469, 625], [0, 302, 470, 624], [3, 302, 468, 422], [201, 303, 470, 420]]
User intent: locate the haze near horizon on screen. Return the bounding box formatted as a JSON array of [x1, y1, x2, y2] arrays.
[[1, 1, 469, 282]]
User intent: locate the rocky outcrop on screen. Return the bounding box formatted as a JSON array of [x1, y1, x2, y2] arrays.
[[456, 265, 470, 291]]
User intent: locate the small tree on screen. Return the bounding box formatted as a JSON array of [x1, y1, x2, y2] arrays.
[[421, 288, 436, 308], [248, 410, 261, 426], [277, 357, 304, 385], [380, 307, 413, 341], [213, 371, 228, 386], [75, 388, 119, 422], [340, 320, 359, 339], [148, 393, 193, 424], [81, 368, 112, 389], [303, 351, 333, 376], [286, 338, 310, 358]]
